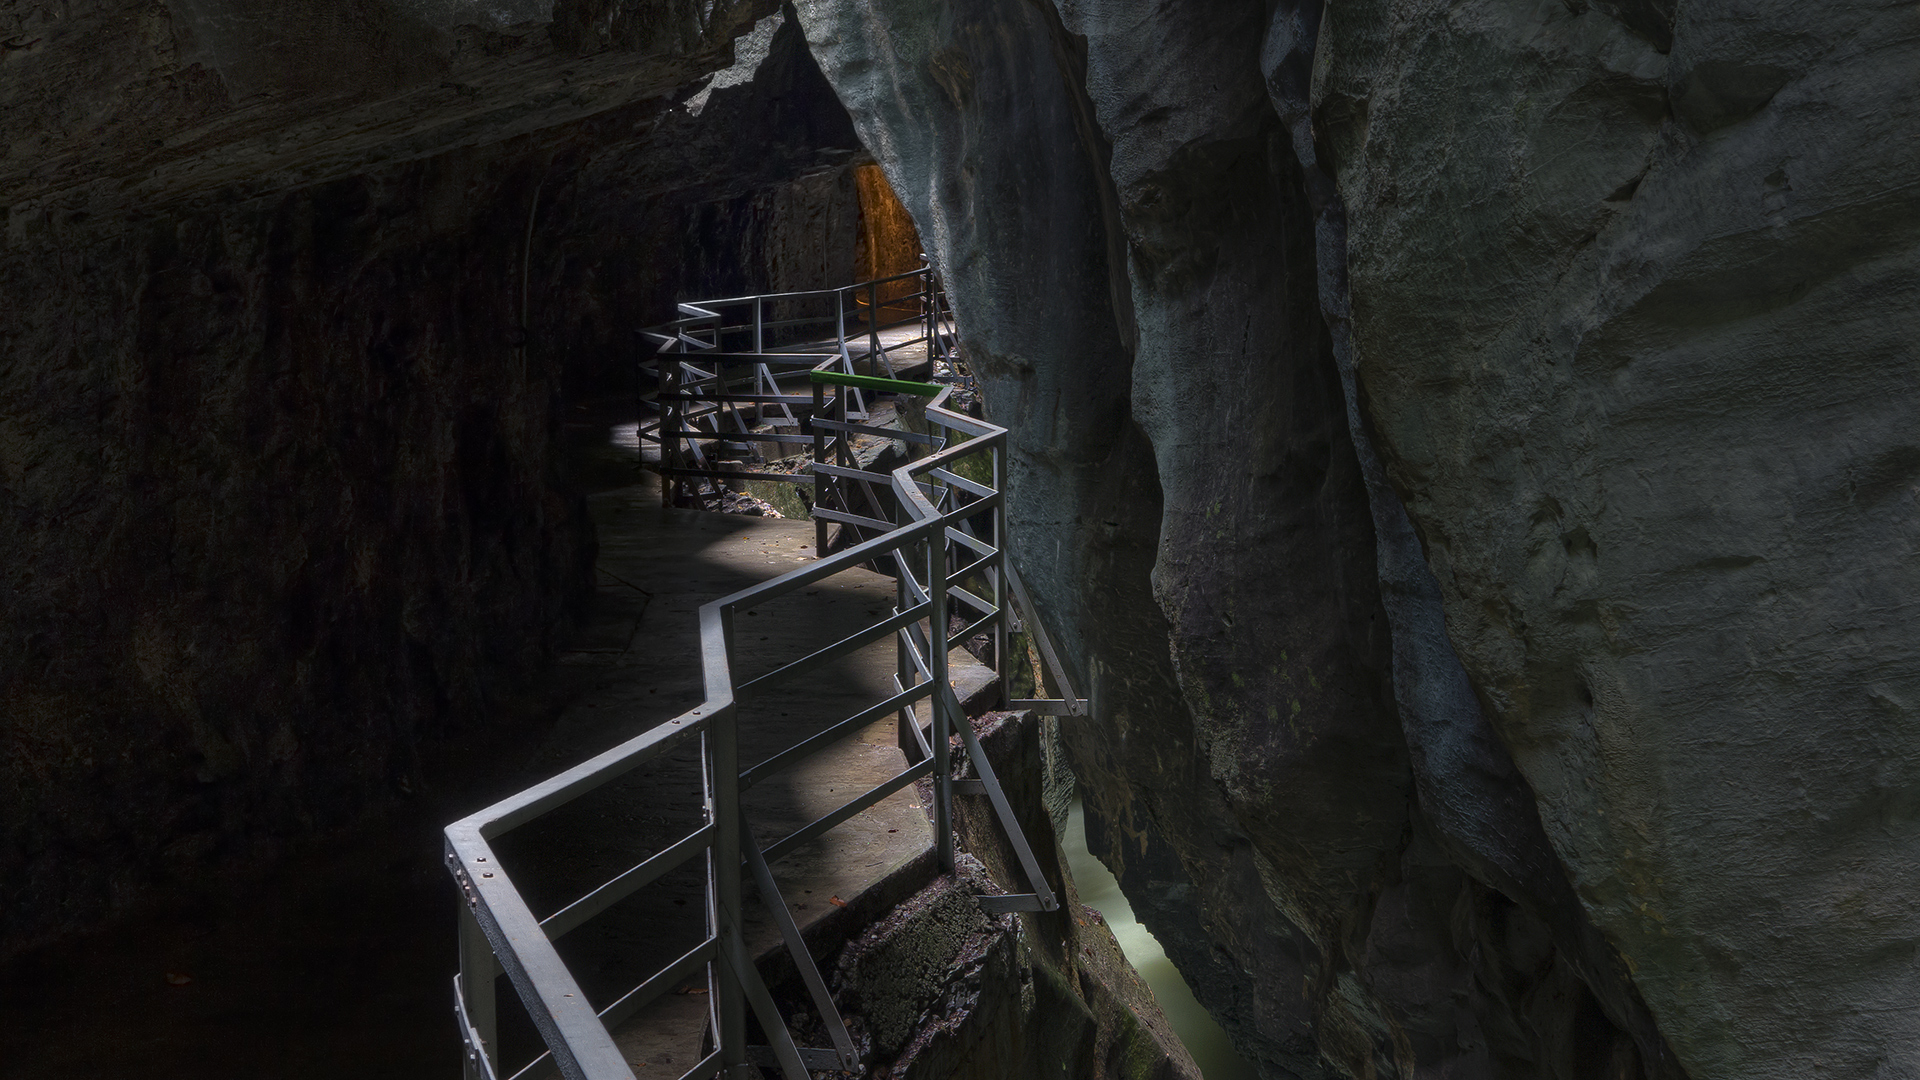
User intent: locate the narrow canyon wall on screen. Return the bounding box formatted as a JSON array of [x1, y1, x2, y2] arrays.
[[793, 0, 1920, 1078], [0, 0, 867, 958], [1318, 2, 1920, 1077]]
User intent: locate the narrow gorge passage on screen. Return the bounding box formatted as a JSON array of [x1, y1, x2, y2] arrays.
[[5, 1, 1916, 1079], [1064, 798, 1255, 1080]]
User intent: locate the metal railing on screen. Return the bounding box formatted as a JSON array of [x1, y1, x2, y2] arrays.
[[446, 279, 1080, 1080], [633, 263, 958, 538]]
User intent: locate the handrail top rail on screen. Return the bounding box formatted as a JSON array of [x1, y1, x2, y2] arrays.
[[809, 370, 944, 397], [683, 265, 932, 309]]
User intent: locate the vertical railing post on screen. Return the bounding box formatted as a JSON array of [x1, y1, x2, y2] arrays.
[[458, 905, 498, 1080], [709, 605, 749, 1077], [992, 440, 1009, 708], [929, 519, 955, 874], [868, 279, 882, 375], [835, 377, 850, 475], [896, 559, 918, 765], [660, 358, 678, 508], [921, 259, 936, 369], [812, 379, 828, 558]]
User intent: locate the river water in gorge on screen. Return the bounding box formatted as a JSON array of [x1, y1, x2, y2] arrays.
[[1063, 800, 1259, 1080]]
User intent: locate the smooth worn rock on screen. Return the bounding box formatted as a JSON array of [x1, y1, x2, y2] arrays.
[[1321, 1, 1920, 1076], [794, 0, 1920, 1077]]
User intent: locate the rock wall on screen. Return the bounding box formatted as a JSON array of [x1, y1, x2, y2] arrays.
[[1318, 2, 1920, 1077], [792, 0, 1920, 1077], [0, 140, 594, 956], [0, 0, 866, 958]]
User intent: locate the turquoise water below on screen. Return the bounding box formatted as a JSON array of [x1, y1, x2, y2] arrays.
[[1062, 801, 1259, 1080]]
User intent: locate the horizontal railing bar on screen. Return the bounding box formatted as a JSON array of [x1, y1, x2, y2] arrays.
[[762, 756, 934, 864], [710, 517, 934, 610], [808, 371, 944, 396], [1008, 698, 1085, 716], [660, 429, 809, 445], [927, 467, 994, 499], [459, 709, 710, 838], [688, 267, 927, 308], [979, 893, 1048, 913], [810, 462, 892, 483], [656, 468, 815, 485], [596, 936, 719, 1032], [809, 505, 894, 534], [737, 601, 932, 699], [659, 393, 818, 405], [944, 527, 997, 559], [807, 418, 944, 447], [907, 489, 1002, 529], [716, 315, 845, 331], [953, 609, 1001, 644], [893, 449, 996, 518], [540, 823, 716, 940], [662, 353, 839, 368], [918, 403, 998, 440], [740, 682, 935, 791], [947, 582, 996, 618]]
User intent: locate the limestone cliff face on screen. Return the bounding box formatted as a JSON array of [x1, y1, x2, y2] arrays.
[[0, 0, 867, 957], [794, 0, 1920, 1077], [1319, 2, 1920, 1077]]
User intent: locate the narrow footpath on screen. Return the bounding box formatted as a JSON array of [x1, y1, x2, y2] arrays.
[[489, 473, 995, 1074]]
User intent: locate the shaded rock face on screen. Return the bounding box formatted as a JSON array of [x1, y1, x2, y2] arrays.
[[0, 149, 594, 953], [794, 0, 1920, 1077], [1320, 2, 1920, 1077], [0, 0, 866, 956]]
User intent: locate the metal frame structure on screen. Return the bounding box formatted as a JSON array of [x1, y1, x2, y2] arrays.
[[634, 263, 958, 535], [446, 277, 1079, 1080]]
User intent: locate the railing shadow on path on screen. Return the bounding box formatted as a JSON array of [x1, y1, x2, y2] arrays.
[[444, 271, 1088, 1080]]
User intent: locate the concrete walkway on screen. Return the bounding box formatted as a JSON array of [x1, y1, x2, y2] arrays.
[[491, 490, 991, 1075], [0, 393, 979, 1080]]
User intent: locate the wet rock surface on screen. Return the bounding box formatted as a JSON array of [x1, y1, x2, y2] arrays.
[[793, 0, 1920, 1077]]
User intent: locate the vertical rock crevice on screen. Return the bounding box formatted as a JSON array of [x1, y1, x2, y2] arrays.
[[1261, 4, 1683, 1077]]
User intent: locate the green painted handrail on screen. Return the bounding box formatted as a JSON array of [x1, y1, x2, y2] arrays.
[[808, 369, 944, 397]]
